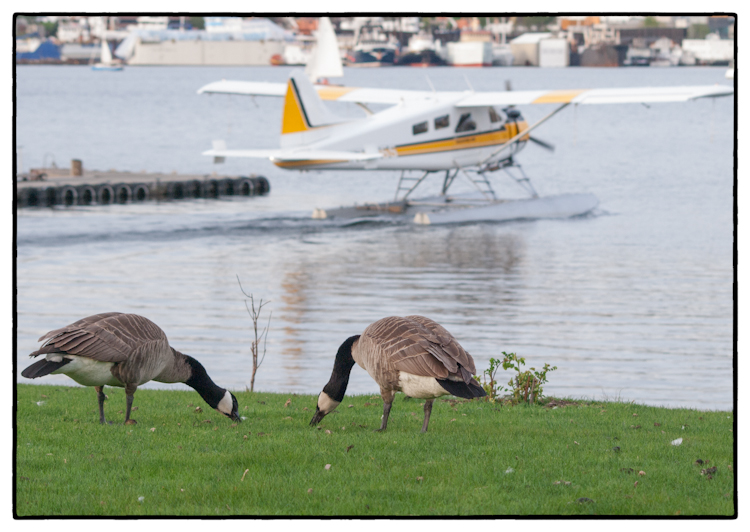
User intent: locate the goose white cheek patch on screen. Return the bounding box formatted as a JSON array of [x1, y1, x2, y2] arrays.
[[317, 392, 341, 414], [217, 391, 234, 415]]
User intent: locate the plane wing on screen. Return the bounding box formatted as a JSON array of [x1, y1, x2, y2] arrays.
[[456, 85, 735, 106], [202, 148, 383, 162], [199, 80, 733, 106]]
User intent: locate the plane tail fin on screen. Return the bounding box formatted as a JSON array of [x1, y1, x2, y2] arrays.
[[281, 70, 350, 138]]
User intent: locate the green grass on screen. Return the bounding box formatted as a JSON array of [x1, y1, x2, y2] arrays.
[[15, 384, 735, 517]]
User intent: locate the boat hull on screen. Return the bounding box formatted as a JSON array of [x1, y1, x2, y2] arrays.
[[346, 49, 397, 67], [396, 50, 446, 67], [92, 64, 124, 71]]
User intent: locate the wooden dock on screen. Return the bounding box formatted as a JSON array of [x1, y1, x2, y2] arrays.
[[16, 165, 269, 208]]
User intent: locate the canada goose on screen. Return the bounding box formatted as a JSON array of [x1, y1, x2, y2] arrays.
[[310, 315, 486, 432], [21, 312, 241, 424]]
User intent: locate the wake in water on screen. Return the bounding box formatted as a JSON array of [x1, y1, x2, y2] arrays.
[[16, 207, 406, 248]]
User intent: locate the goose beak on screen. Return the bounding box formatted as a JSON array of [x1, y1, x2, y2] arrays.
[[309, 407, 326, 426], [231, 411, 242, 422]]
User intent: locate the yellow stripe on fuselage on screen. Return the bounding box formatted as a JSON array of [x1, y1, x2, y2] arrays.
[[274, 122, 529, 170], [532, 90, 585, 104], [394, 121, 528, 157], [281, 81, 309, 135]]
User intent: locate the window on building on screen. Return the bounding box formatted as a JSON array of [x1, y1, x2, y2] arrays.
[[434, 114, 450, 129], [455, 113, 477, 133], [412, 121, 428, 135]]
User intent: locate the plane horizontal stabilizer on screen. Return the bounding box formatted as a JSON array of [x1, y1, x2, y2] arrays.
[[197, 81, 287, 97], [197, 79, 442, 104], [202, 148, 383, 163]]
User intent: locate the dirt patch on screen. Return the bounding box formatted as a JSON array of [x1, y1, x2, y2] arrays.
[[543, 399, 581, 409]]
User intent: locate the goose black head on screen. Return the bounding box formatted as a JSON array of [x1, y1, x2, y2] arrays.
[[310, 391, 341, 425], [309, 335, 359, 426], [217, 390, 241, 422], [183, 355, 241, 422]]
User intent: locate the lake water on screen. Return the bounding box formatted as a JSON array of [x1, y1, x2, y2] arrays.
[[15, 65, 735, 410]]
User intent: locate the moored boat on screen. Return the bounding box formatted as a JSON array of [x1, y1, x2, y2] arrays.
[[396, 32, 446, 66], [346, 23, 399, 67], [91, 38, 123, 71]]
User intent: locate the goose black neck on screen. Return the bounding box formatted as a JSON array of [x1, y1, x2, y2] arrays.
[[184, 355, 226, 408], [322, 335, 359, 402]]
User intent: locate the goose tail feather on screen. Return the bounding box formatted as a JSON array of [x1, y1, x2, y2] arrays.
[[21, 358, 72, 379], [436, 378, 487, 399]]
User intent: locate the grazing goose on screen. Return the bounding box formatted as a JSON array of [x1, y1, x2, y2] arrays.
[[21, 312, 241, 424], [310, 315, 486, 432]]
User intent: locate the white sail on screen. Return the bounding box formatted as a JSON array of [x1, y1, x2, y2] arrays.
[[101, 38, 113, 65], [305, 17, 343, 83]]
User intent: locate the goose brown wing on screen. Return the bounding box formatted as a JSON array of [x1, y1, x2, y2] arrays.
[[405, 315, 476, 375], [362, 316, 473, 381], [31, 312, 168, 363]]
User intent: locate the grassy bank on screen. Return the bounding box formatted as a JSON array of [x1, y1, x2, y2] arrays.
[[15, 384, 734, 517]]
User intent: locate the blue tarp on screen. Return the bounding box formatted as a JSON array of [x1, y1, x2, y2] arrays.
[[16, 39, 61, 61]]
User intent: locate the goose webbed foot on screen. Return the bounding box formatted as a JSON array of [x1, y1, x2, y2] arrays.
[[125, 419, 137, 425]]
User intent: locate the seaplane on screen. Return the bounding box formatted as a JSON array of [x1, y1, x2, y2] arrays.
[[198, 18, 734, 225]]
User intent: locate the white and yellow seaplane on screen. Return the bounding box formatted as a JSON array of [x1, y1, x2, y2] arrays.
[[198, 19, 733, 225]]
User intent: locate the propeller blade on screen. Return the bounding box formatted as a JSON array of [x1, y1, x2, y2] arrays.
[[529, 136, 555, 152], [504, 80, 516, 110]]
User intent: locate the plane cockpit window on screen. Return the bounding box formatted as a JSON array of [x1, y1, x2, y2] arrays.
[[489, 107, 504, 123], [412, 121, 428, 135], [455, 113, 476, 133], [434, 115, 450, 130]]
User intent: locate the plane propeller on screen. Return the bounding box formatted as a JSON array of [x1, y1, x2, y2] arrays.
[[503, 85, 555, 153], [528, 135, 555, 152]]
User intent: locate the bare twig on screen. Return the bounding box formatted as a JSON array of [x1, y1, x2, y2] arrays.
[[258, 311, 271, 369], [237, 275, 271, 392]]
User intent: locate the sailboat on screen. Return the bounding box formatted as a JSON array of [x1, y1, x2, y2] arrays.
[[304, 17, 343, 83], [92, 37, 123, 71]]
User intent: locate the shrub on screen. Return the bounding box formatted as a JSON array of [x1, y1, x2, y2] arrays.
[[476, 352, 557, 405]]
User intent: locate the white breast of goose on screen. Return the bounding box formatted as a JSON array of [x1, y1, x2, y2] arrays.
[[50, 355, 122, 387], [397, 372, 450, 399]]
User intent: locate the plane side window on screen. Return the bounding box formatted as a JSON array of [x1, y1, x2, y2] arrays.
[[412, 121, 428, 135], [489, 107, 504, 123], [434, 115, 450, 130], [455, 113, 476, 133]]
